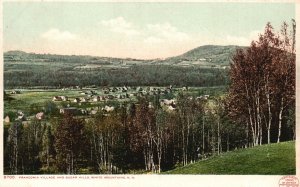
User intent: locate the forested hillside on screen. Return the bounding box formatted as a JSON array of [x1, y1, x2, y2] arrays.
[[4, 45, 238, 88]]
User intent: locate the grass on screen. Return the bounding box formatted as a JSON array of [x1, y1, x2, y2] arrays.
[[164, 141, 295, 175]]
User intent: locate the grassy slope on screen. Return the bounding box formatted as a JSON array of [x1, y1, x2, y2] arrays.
[[165, 141, 295, 175]]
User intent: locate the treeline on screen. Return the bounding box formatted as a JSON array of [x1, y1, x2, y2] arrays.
[[4, 93, 295, 174], [4, 65, 229, 88]]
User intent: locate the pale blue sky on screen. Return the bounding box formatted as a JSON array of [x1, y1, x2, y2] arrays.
[[3, 2, 295, 59]]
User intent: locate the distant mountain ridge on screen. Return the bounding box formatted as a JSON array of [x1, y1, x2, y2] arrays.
[[4, 45, 244, 66]]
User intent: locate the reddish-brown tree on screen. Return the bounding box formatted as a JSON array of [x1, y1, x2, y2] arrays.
[[228, 21, 295, 145]]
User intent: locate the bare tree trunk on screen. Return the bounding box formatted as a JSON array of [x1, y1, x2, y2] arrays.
[[277, 98, 284, 143], [202, 115, 205, 155], [265, 83, 272, 144], [207, 130, 210, 154], [227, 134, 229, 152], [217, 120, 221, 155]]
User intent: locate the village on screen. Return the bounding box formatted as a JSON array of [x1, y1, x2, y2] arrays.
[[4, 86, 211, 124]]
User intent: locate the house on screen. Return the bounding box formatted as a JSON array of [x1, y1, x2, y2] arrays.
[[129, 93, 137, 97], [196, 95, 209, 100], [16, 111, 26, 121], [160, 99, 176, 106], [36, 112, 45, 120], [53, 96, 68, 101], [4, 116, 10, 123], [60, 107, 79, 115], [93, 96, 101, 102], [116, 94, 126, 99], [111, 87, 118, 92], [60, 96, 68, 101], [80, 97, 89, 102], [53, 96, 62, 101], [17, 115, 26, 121], [149, 87, 157, 92], [93, 95, 105, 102], [136, 87, 143, 92], [122, 86, 128, 92], [10, 90, 21, 94], [167, 105, 176, 111], [90, 110, 98, 115], [90, 90, 97, 95], [81, 109, 88, 115], [148, 102, 154, 109], [102, 105, 114, 112], [106, 95, 114, 100], [165, 88, 172, 93], [73, 98, 80, 103], [103, 87, 110, 94], [182, 86, 188, 91]]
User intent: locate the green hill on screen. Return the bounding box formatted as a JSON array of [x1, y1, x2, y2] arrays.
[[163, 45, 244, 65], [164, 141, 295, 175]]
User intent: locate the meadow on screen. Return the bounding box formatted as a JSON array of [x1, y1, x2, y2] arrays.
[[165, 141, 295, 175]]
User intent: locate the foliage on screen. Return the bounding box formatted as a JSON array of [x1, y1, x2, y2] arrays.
[[228, 21, 295, 145], [54, 113, 87, 174]]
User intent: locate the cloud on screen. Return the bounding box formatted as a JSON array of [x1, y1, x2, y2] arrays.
[[100, 17, 140, 36], [143, 36, 163, 44], [100, 17, 190, 44], [41, 28, 77, 41], [33, 18, 263, 59], [146, 23, 189, 42], [224, 30, 262, 46]]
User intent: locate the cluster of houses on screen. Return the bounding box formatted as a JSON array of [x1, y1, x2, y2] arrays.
[[52, 86, 175, 105], [59, 105, 115, 116], [10, 90, 21, 94], [4, 111, 28, 123], [196, 95, 210, 100], [4, 111, 45, 123]]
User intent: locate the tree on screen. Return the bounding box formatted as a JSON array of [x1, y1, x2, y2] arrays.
[[24, 119, 44, 173], [41, 125, 55, 169], [5, 122, 24, 174], [228, 21, 295, 146], [54, 112, 86, 174], [43, 101, 59, 117], [134, 98, 156, 172], [153, 108, 170, 173], [176, 93, 203, 165]]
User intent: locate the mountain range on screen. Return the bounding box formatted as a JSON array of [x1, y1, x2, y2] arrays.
[[4, 45, 243, 67]]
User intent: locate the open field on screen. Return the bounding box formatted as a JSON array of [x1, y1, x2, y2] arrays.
[[164, 141, 295, 175]]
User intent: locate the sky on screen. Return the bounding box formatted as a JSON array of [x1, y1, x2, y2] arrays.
[[3, 2, 295, 59]]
